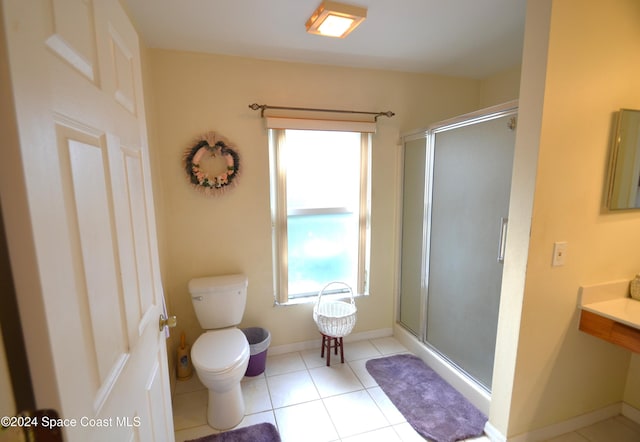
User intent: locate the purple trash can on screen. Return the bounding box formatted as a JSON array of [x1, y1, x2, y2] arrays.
[[242, 327, 271, 376]]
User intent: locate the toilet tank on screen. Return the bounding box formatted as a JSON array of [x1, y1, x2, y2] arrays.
[[188, 274, 248, 329]]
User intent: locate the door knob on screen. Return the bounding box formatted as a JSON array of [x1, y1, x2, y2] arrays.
[[159, 314, 177, 331]]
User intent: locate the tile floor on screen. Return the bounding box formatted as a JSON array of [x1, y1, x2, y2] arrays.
[[172, 336, 488, 442], [545, 416, 640, 442], [172, 336, 640, 442]]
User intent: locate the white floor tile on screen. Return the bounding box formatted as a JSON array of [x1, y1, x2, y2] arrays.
[[267, 370, 320, 408], [343, 339, 382, 361], [544, 432, 589, 442], [172, 389, 208, 431], [242, 371, 265, 381], [370, 337, 408, 355], [173, 375, 205, 395], [241, 376, 272, 414], [347, 358, 379, 388], [301, 348, 329, 369], [309, 364, 364, 398], [323, 390, 389, 438], [367, 386, 406, 425], [341, 426, 401, 441], [615, 415, 640, 433], [576, 416, 640, 442], [235, 410, 277, 429], [174, 424, 218, 442], [265, 352, 307, 376], [274, 400, 339, 442], [545, 432, 589, 442], [392, 422, 426, 441]]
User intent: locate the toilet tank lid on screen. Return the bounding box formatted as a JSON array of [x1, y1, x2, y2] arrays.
[[188, 274, 248, 294]]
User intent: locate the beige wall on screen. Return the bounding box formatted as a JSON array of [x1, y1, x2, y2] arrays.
[[145, 50, 492, 360], [625, 355, 640, 408], [479, 64, 521, 109], [492, 0, 640, 437]]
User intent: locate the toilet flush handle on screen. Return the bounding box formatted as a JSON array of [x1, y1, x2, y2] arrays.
[[192, 296, 203, 301], [159, 314, 177, 332]]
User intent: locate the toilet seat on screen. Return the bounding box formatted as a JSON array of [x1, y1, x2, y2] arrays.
[[191, 329, 249, 375]]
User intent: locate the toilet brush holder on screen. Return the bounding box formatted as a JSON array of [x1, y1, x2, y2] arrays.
[[177, 332, 193, 380]]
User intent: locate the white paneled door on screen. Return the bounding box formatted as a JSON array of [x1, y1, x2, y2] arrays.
[[1, 1, 174, 441]]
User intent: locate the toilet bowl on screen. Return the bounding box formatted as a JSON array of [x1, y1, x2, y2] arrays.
[[191, 328, 250, 429], [188, 274, 250, 430]]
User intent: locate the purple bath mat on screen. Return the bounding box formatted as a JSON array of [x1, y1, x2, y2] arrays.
[[366, 354, 487, 442], [186, 422, 281, 442]]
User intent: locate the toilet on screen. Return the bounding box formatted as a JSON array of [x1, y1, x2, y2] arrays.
[[189, 274, 250, 430]]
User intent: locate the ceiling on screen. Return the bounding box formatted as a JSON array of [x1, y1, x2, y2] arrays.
[[123, 0, 526, 79]]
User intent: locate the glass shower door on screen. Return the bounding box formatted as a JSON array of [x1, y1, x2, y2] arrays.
[[426, 113, 516, 389]]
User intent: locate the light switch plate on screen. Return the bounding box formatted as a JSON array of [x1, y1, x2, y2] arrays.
[[552, 241, 568, 266]]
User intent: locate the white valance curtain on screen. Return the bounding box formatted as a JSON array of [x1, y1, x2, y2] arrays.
[[265, 117, 376, 133]]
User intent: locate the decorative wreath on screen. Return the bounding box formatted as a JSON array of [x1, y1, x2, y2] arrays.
[[184, 132, 240, 195]]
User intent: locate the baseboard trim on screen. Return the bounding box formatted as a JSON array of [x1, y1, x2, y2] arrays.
[[267, 328, 393, 356], [484, 421, 506, 442]]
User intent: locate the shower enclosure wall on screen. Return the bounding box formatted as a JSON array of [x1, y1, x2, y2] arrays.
[[397, 102, 517, 408]]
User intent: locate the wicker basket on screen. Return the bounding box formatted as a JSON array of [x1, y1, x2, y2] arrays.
[[313, 282, 357, 338]]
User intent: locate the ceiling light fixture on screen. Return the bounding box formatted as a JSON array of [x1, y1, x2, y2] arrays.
[[305, 1, 367, 38]]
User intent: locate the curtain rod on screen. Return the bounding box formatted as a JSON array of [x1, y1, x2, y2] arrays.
[[248, 103, 395, 121]]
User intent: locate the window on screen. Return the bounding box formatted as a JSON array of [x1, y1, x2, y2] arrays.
[[269, 123, 371, 303]]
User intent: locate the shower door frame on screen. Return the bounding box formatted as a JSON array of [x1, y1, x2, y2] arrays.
[[398, 100, 518, 393], [398, 129, 430, 338]]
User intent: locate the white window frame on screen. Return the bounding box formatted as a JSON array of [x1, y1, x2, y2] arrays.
[[267, 118, 373, 304]]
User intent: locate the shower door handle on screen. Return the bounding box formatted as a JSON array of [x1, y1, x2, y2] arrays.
[[497, 217, 508, 263]]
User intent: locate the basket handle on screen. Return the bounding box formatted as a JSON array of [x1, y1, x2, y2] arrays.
[[317, 281, 354, 306]]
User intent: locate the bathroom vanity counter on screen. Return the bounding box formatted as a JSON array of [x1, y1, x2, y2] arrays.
[[580, 297, 640, 329], [578, 280, 640, 353]]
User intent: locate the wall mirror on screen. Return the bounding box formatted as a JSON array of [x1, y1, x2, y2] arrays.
[[607, 109, 640, 210]]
